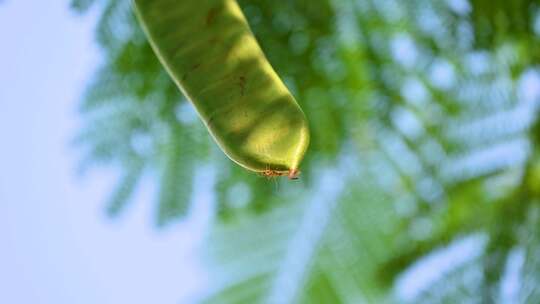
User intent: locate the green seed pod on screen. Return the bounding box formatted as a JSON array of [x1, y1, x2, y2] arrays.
[[133, 0, 310, 178]]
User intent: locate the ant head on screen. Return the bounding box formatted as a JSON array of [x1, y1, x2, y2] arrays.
[[288, 169, 300, 180]]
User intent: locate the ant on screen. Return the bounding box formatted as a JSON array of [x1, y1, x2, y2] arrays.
[[259, 166, 300, 180]]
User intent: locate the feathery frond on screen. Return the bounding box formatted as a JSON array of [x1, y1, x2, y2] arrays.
[[74, 0, 540, 302]]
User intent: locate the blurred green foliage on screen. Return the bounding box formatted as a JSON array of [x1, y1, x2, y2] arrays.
[[72, 0, 540, 302]]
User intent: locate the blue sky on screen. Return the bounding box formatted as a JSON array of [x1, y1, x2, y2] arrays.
[[0, 1, 208, 303]]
